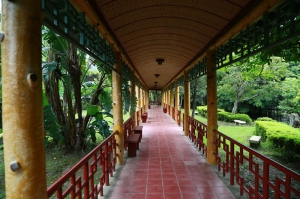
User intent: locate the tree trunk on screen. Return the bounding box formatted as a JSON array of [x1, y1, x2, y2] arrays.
[[191, 79, 198, 118], [232, 100, 239, 114], [82, 73, 106, 132]]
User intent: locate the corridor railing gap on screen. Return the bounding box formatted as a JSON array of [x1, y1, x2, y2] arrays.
[[186, 116, 300, 199], [47, 132, 117, 198]]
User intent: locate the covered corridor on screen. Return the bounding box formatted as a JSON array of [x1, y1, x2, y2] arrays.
[[105, 105, 236, 199], [1, 0, 300, 198]]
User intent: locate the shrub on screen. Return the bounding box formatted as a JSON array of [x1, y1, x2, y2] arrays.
[[256, 117, 275, 122], [197, 106, 207, 118], [197, 106, 252, 123], [255, 121, 300, 154], [229, 114, 252, 123], [218, 111, 230, 122]]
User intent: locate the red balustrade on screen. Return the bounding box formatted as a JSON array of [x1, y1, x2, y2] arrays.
[[177, 110, 181, 126], [47, 132, 118, 198], [123, 117, 134, 150], [214, 129, 300, 199], [185, 116, 300, 199], [172, 107, 175, 120]]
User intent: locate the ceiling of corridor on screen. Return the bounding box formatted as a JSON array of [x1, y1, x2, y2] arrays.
[[89, 0, 262, 90]]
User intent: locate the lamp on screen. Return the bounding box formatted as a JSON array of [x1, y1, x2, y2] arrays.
[[154, 74, 160, 78], [156, 58, 164, 65]]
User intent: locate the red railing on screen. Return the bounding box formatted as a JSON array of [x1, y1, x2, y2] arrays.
[[215, 129, 300, 199], [177, 110, 181, 126], [167, 105, 170, 115], [172, 107, 175, 120], [186, 116, 300, 199], [47, 132, 117, 198], [188, 117, 207, 155], [123, 117, 134, 150]]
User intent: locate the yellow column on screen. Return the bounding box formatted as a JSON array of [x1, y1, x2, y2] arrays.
[[184, 70, 190, 136], [206, 50, 218, 165], [168, 86, 171, 114], [112, 52, 124, 164], [156, 90, 158, 104], [131, 73, 136, 127], [170, 84, 174, 108], [175, 80, 179, 123], [2, 0, 47, 198], [138, 81, 141, 115]]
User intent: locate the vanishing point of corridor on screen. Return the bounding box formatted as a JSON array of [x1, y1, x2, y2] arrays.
[[108, 106, 236, 199]]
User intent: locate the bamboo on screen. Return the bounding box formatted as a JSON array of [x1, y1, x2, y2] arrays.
[[184, 71, 190, 136]]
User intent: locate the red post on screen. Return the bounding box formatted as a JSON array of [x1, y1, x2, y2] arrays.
[[105, 143, 109, 186], [83, 163, 89, 198]]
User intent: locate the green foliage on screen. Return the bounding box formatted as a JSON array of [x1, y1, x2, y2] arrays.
[[255, 121, 300, 154], [278, 78, 300, 115], [44, 105, 62, 144], [87, 105, 101, 116], [256, 117, 275, 121], [86, 105, 111, 141], [197, 106, 252, 123], [196, 106, 208, 118], [218, 55, 289, 114]]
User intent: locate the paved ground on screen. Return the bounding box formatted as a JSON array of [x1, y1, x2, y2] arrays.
[[100, 105, 245, 199]]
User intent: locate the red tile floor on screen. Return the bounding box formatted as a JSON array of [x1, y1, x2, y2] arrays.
[[109, 105, 236, 199]]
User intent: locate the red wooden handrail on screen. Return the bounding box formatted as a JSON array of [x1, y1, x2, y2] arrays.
[[177, 110, 181, 126], [172, 107, 175, 120], [47, 131, 118, 198], [123, 117, 134, 150], [186, 116, 300, 198]]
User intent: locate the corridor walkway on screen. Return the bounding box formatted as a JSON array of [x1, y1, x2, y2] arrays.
[[109, 105, 236, 199]]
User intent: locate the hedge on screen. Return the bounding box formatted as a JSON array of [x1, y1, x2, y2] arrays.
[[256, 117, 275, 122], [255, 121, 300, 154], [196, 106, 252, 123]]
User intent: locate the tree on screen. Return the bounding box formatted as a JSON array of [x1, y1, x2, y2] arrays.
[[42, 28, 113, 149], [191, 77, 206, 117], [278, 78, 300, 115], [218, 55, 289, 114]]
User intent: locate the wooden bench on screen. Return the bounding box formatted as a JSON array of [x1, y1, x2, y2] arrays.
[[133, 125, 143, 142], [126, 134, 140, 157], [234, 120, 246, 125], [249, 136, 261, 147]]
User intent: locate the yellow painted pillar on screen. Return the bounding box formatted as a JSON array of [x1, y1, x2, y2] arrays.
[[175, 80, 179, 123], [206, 50, 218, 165], [170, 84, 174, 117], [2, 0, 47, 198], [171, 84, 174, 108], [168, 86, 171, 114], [138, 81, 141, 115], [184, 70, 190, 136], [131, 73, 136, 127], [112, 52, 124, 164], [156, 90, 158, 104]]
